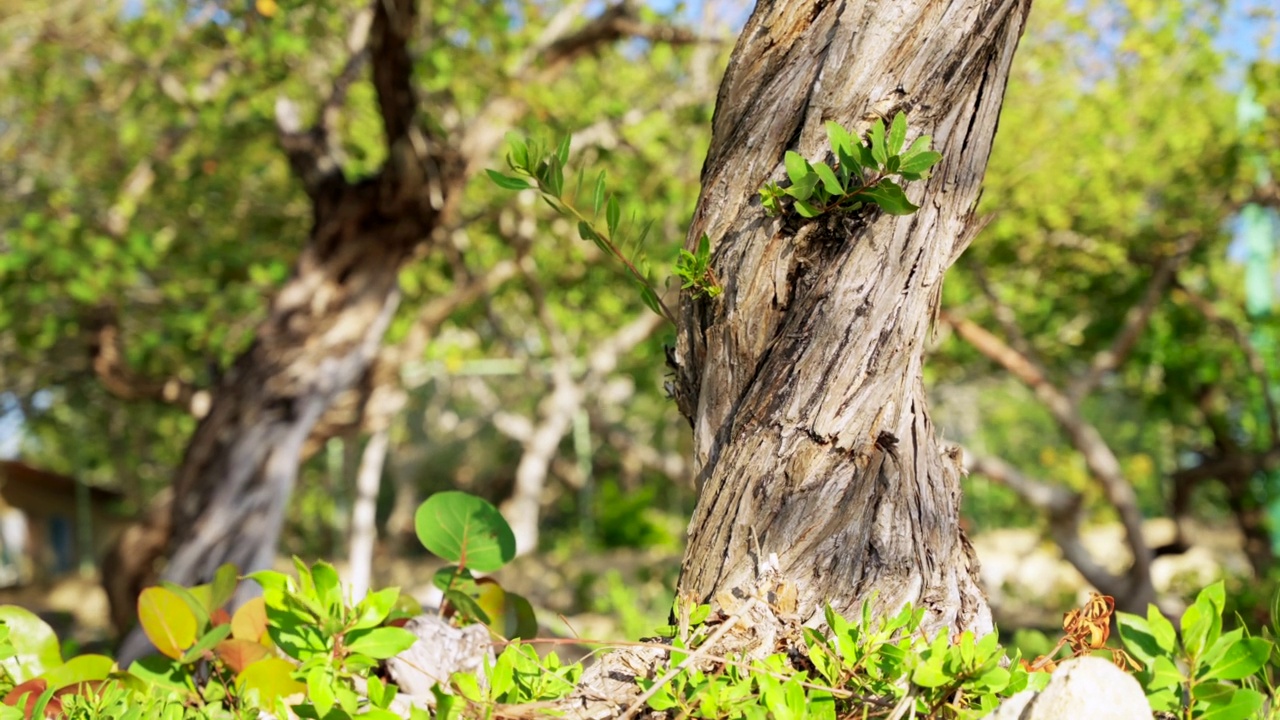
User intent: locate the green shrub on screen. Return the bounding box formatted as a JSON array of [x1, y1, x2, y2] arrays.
[[0, 492, 1276, 719]]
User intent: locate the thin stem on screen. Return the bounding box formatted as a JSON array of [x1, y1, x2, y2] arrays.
[[550, 194, 678, 324]]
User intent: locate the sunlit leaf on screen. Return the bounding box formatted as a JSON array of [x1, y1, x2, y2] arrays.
[[137, 587, 198, 661], [415, 491, 516, 572]]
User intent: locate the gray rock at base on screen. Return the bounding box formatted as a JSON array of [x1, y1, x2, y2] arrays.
[[385, 614, 494, 707], [989, 656, 1152, 720]]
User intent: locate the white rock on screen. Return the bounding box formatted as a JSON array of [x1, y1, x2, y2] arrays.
[[989, 656, 1151, 719]]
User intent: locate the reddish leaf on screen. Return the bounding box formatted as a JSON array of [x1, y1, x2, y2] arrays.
[[215, 639, 271, 674]]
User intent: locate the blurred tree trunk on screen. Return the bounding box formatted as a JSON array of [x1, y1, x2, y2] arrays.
[[347, 428, 390, 600], [667, 0, 1032, 637], [116, 0, 457, 662]]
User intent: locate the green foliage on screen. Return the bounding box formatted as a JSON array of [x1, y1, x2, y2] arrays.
[[758, 114, 940, 220], [674, 234, 722, 300], [936, 0, 1280, 559], [640, 599, 1047, 720], [1118, 581, 1278, 719], [491, 136, 683, 321], [416, 491, 538, 640], [2, 561, 1280, 718]]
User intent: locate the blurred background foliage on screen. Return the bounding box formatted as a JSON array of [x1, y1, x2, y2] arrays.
[[1, 0, 1279, 652]]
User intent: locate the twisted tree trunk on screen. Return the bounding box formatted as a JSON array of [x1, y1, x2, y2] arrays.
[[667, 0, 1033, 638]]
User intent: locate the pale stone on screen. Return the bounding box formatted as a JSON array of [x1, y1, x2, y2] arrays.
[[990, 657, 1152, 719]]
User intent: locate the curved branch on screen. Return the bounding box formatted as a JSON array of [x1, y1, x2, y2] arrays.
[[1173, 282, 1280, 446], [943, 311, 1155, 609], [962, 449, 1131, 600], [1069, 235, 1197, 401]]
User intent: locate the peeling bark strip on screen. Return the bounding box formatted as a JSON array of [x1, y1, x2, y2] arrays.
[[670, 0, 1033, 636]]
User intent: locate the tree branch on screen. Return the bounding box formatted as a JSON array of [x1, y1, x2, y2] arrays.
[[1173, 282, 1280, 446], [943, 311, 1155, 608], [1068, 235, 1196, 401], [961, 448, 1130, 598], [87, 316, 212, 418], [275, 7, 373, 196], [369, 0, 418, 151], [539, 2, 711, 75]]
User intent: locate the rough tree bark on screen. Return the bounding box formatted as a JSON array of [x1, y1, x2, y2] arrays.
[[666, 0, 1032, 637]]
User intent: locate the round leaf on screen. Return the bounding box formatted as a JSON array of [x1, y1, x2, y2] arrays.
[[0, 606, 62, 682], [39, 654, 114, 691], [415, 492, 515, 572], [137, 587, 198, 660], [231, 597, 268, 643], [237, 657, 304, 706], [214, 639, 271, 675]]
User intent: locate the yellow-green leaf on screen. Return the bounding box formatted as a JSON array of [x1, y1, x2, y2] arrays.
[[138, 587, 198, 660]]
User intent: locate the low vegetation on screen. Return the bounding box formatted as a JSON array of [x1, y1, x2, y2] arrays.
[[0, 493, 1276, 719]]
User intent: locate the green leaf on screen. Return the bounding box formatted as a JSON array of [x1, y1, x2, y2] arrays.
[[345, 627, 418, 660], [1182, 588, 1223, 659], [0, 606, 62, 682], [911, 662, 951, 688], [309, 561, 342, 615], [549, 157, 564, 197], [635, 218, 654, 248], [366, 675, 393, 709], [606, 195, 620, 238], [126, 655, 194, 697], [897, 150, 942, 175], [38, 654, 114, 691], [556, 135, 570, 166], [353, 587, 400, 631], [485, 169, 531, 191], [784, 172, 820, 202], [506, 134, 528, 169], [1117, 612, 1160, 665], [415, 491, 516, 572], [266, 613, 329, 661], [794, 199, 822, 218], [888, 112, 907, 156], [1147, 605, 1177, 653], [970, 666, 1010, 692], [640, 286, 663, 316], [1204, 636, 1271, 680], [451, 671, 483, 703], [859, 180, 918, 215], [1148, 655, 1183, 690], [307, 666, 335, 718], [812, 162, 844, 195], [1198, 689, 1266, 720], [592, 172, 605, 215], [443, 589, 491, 627], [178, 623, 232, 665], [784, 151, 811, 185], [869, 118, 888, 167], [826, 121, 854, 157], [901, 134, 932, 160], [237, 657, 305, 708], [855, 140, 877, 169], [209, 563, 240, 612]]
